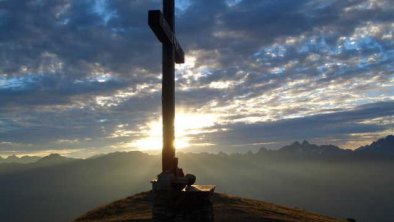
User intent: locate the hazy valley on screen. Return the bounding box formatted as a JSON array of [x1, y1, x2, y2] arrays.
[[0, 136, 393, 222]]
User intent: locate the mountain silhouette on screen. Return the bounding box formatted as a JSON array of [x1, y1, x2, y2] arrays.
[[278, 140, 352, 157], [356, 135, 394, 154], [0, 154, 40, 164], [36, 153, 75, 165]]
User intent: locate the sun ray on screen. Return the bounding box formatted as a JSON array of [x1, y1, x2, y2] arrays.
[[131, 111, 218, 151]]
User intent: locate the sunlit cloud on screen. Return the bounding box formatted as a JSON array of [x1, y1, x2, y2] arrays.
[[209, 81, 235, 89], [92, 0, 117, 25], [175, 0, 192, 15], [344, 0, 393, 12], [225, 0, 243, 7]]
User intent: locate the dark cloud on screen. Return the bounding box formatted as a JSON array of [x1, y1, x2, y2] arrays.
[[0, 74, 129, 108], [0, 0, 162, 76], [204, 101, 394, 148]]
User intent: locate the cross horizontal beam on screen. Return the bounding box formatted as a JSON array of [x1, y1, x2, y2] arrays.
[[148, 10, 185, 64]]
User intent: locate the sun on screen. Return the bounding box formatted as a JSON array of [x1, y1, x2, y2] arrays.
[[132, 111, 218, 151]]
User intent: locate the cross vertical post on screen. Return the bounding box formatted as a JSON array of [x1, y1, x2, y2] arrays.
[[162, 0, 176, 174], [149, 0, 185, 176]]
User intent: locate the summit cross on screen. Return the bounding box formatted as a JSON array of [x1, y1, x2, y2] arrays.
[[148, 0, 184, 174], [148, 1, 215, 221]]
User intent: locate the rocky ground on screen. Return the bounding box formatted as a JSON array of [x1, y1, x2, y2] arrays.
[[75, 192, 351, 222]]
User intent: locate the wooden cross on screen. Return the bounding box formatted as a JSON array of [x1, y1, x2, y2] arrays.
[[148, 0, 184, 174]]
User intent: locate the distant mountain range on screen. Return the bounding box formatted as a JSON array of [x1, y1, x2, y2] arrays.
[[0, 154, 40, 164], [0, 135, 393, 222], [259, 135, 394, 159], [1, 135, 393, 164], [275, 140, 352, 157]]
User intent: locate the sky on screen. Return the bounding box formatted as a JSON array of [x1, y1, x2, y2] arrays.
[[0, 0, 393, 157]]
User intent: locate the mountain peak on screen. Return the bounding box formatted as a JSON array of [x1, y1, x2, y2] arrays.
[[279, 140, 347, 157], [39, 153, 64, 161], [37, 153, 74, 165], [6, 154, 18, 160], [291, 141, 301, 146], [356, 135, 394, 154], [75, 192, 347, 222]]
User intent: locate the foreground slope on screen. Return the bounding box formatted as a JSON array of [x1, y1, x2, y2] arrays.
[[75, 192, 348, 222]]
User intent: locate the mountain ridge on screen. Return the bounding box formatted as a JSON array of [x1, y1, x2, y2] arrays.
[[356, 135, 394, 154], [1, 135, 393, 164], [257, 135, 394, 158]]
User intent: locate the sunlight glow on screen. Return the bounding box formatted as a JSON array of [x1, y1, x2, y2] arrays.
[[131, 111, 218, 151]]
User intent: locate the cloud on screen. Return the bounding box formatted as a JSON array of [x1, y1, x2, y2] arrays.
[[202, 101, 394, 149], [0, 0, 393, 156]]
